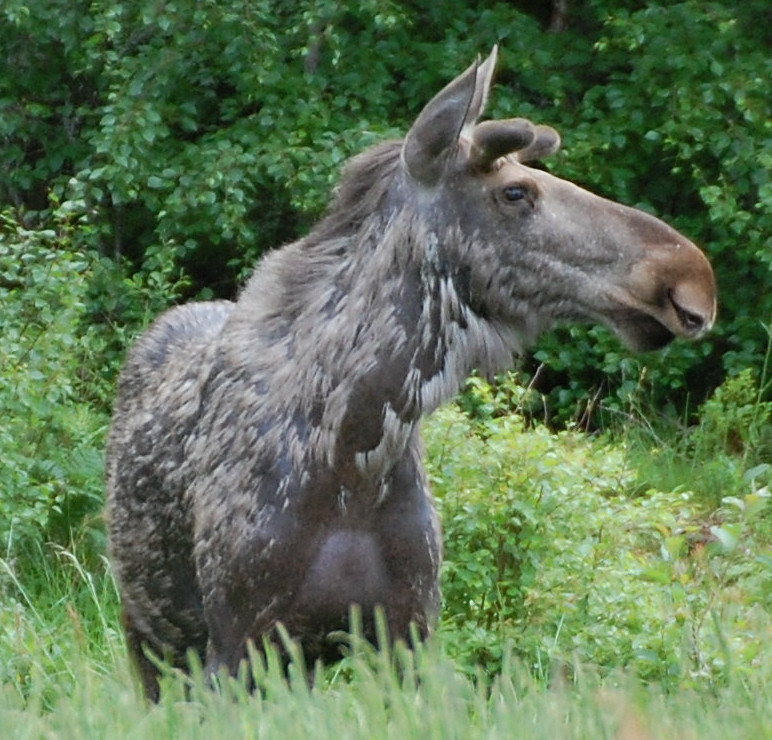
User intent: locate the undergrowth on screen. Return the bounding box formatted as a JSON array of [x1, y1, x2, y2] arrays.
[[627, 367, 772, 509], [428, 383, 772, 689], [1, 550, 771, 739]]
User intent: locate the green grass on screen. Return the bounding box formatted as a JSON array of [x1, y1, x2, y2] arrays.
[[1, 579, 771, 740]]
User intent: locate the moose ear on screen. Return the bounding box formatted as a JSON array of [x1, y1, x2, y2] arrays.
[[403, 46, 498, 186], [461, 45, 498, 134]]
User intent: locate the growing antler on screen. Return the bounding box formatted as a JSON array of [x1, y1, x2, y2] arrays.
[[470, 119, 561, 170]]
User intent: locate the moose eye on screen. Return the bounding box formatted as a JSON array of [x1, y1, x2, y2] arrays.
[[502, 184, 528, 202]]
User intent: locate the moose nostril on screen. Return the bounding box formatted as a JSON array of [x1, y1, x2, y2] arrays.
[[669, 292, 705, 335]]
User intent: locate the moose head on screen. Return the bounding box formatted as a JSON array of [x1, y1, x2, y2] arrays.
[[400, 46, 716, 355]]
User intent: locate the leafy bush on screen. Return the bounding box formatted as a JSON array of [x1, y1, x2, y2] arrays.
[[0, 209, 107, 556], [0, 204, 188, 560], [427, 378, 772, 687]]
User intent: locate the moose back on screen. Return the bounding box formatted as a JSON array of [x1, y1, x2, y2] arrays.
[[106, 47, 716, 700]]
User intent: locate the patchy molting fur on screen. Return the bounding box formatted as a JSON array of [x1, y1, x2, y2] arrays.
[[106, 48, 715, 700]]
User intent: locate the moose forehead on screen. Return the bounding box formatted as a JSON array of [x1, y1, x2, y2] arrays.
[[446, 151, 697, 253], [449, 140, 556, 205]]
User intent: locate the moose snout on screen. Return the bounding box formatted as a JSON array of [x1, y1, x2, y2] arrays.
[[617, 236, 716, 351], [662, 242, 717, 339], [646, 240, 716, 341], [668, 284, 714, 338]]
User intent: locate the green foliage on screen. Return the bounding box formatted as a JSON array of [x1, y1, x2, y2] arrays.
[[690, 369, 772, 465], [0, 0, 96, 213], [0, 204, 188, 559], [426, 380, 772, 688], [630, 368, 772, 509], [0, 208, 107, 555]]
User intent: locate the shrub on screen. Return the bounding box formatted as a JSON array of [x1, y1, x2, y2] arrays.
[[0, 204, 187, 559], [426, 377, 772, 687], [0, 208, 107, 556]]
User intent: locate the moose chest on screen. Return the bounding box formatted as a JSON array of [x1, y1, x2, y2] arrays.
[[190, 436, 442, 669]]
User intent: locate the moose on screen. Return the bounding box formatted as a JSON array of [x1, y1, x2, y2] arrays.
[[106, 47, 716, 700]]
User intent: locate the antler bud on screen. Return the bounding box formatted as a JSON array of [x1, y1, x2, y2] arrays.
[[470, 120, 562, 169], [470, 119, 535, 170], [515, 124, 561, 163]]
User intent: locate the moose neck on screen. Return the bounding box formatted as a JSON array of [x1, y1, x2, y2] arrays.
[[231, 189, 520, 486], [280, 210, 517, 479]]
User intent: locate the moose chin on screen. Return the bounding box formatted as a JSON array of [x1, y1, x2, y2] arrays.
[[105, 46, 716, 701]]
